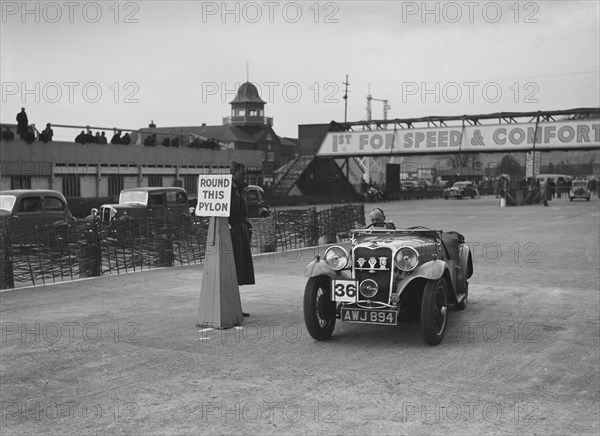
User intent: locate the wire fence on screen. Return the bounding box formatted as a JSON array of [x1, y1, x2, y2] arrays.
[[1, 204, 365, 289]]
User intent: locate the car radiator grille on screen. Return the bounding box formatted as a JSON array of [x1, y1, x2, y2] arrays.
[[354, 247, 393, 304]]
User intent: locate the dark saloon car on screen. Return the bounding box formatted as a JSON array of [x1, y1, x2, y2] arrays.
[[569, 180, 591, 201], [246, 185, 271, 218], [0, 189, 75, 233], [443, 181, 479, 199], [99, 187, 189, 223]]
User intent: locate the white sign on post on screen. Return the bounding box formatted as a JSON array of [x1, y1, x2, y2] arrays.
[[195, 174, 232, 217]]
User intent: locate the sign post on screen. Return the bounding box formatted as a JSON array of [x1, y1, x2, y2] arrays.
[[195, 174, 243, 329]]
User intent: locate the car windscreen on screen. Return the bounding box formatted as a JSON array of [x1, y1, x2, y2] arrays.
[[119, 191, 148, 205], [0, 195, 16, 212], [572, 181, 588, 188]]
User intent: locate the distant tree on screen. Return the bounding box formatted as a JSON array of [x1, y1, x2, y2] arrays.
[[496, 154, 523, 180]]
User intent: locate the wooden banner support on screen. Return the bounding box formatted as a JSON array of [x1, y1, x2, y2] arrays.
[[196, 216, 243, 329]]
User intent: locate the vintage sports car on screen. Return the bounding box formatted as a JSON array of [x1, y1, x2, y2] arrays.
[[443, 181, 478, 199], [569, 180, 591, 201], [303, 226, 473, 345]]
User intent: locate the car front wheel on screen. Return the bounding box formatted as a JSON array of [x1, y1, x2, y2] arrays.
[[421, 278, 449, 345], [303, 276, 336, 340]]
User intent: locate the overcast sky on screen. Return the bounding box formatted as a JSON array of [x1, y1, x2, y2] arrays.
[[1, 0, 599, 141]]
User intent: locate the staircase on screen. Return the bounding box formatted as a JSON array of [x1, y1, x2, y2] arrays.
[[271, 155, 314, 196]]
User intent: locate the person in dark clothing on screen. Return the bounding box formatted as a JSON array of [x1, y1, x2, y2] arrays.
[[542, 178, 551, 206], [2, 126, 15, 141], [39, 123, 54, 143], [16, 108, 28, 139], [121, 132, 131, 145], [110, 129, 122, 144], [99, 131, 108, 144], [229, 162, 255, 317], [23, 126, 36, 144], [75, 130, 86, 144]]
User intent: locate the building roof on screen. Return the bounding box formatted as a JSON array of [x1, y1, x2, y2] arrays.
[[229, 82, 266, 104]]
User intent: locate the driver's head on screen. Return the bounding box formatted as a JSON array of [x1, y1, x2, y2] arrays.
[[369, 208, 386, 224]]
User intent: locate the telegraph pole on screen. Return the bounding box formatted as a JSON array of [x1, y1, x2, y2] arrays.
[[343, 75, 350, 124]]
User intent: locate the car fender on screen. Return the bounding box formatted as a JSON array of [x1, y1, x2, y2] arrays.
[[305, 259, 349, 279], [396, 260, 449, 295]]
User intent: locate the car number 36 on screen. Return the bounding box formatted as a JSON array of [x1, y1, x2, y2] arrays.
[[332, 279, 358, 302]]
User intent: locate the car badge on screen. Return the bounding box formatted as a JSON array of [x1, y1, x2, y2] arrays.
[[357, 258, 366, 268], [368, 257, 377, 272], [379, 257, 387, 269]]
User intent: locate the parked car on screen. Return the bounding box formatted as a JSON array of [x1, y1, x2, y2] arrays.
[[569, 180, 591, 201], [400, 180, 423, 191], [443, 181, 479, 199], [99, 187, 189, 223], [246, 185, 271, 218], [303, 226, 474, 345], [0, 189, 75, 234]]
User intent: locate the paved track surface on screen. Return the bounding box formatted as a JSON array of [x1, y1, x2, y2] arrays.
[[1, 196, 599, 435]]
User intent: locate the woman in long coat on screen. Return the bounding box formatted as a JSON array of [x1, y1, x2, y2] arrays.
[[229, 163, 255, 286]]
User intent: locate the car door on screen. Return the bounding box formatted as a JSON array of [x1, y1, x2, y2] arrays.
[[43, 194, 71, 226], [11, 195, 43, 233], [147, 192, 167, 220]]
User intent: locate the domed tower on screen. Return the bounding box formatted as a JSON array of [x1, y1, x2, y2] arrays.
[[225, 82, 272, 126]]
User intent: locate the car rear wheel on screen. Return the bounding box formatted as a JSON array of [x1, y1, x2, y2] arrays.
[[569, 197, 573, 201], [444, 196, 448, 200], [421, 278, 448, 345], [303, 276, 336, 340]]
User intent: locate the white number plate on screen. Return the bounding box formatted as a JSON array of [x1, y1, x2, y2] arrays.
[[331, 279, 358, 303], [341, 308, 398, 325]]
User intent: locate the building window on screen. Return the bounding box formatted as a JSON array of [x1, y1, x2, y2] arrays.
[[62, 175, 81, 198], [108, 175, 124, 197], [184, 175, 197, 195], [148, 175, 162, 187], [11, 175, 31, 189], [267, 152, 275, 162]]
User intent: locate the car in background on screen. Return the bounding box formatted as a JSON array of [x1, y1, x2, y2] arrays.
[[569, 180, 591, 201], [400, 180, 423, 191], [0, 189, 75, 234], [99, 187, 189, 223], [443, 181, 479, 199], [246, 185, 271, 218]]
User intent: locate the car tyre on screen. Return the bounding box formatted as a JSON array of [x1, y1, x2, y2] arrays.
[[421, 278, 448, 346], [444, 196, 448, 200], [569, 197, 573, 201], [303, 276, 336, 341]]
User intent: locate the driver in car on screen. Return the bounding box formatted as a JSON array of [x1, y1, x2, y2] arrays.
[[369, 208, 396, 229]]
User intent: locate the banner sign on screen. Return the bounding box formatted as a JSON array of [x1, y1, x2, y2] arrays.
[[195, 174, 232, 217], [317, 120, 600, 156]]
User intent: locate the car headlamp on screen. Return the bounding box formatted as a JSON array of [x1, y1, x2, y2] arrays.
[[323, 246, 349, 271], [394, 247, 419, 271], [359, 279, 378, 298]]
